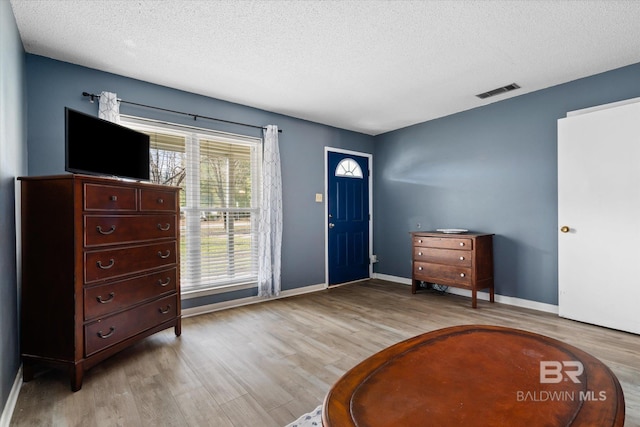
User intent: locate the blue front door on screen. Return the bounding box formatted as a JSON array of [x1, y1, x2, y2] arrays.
[[327, 151, 370, 285]]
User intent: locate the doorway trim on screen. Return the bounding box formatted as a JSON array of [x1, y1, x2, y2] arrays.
[[324, 147, 373, 287]]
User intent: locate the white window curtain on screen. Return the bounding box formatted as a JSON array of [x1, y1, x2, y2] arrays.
[[98, 91, 121, 123], [257, 125, 282, 297]]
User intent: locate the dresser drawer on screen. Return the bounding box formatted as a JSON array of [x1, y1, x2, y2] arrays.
[[414, 262, 472, 285], [414, 247, 472, 267], [84, 268, 177, 320], [84, 294, 178, 356], [85, 241, 177, 283], [413, 236, 472, 250], [140, 188, 178, 212], [84, 214, 177, 247], [84, 183, 137, 211]]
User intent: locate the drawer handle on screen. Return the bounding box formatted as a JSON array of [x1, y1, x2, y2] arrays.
[[459, 256, 465, 261], [96, 292, 115, 304], [158, 250, 171, 259], [110, 195, 118, 202], [97, 259, 115, 269], [157, 198, 164, 204], [459, 242, 465, 246], [158, 277, 171, 287], [159, 305, 171, 314], [418, 266, 423, 271], [418, 252, 423, 256], [97, 327, 115, 339], [418, 239, 422, 243], [460, 273, 466, 278], [157, 223, 171, 231], [96, 225, 116, 235]]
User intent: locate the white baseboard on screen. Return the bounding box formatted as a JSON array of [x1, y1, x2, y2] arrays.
[[373, 273, 412, 285], [182, 274, 560, 317], [181, 283, 327, 318], [372, 273, 559, 314], [0, 365, 22, 427]]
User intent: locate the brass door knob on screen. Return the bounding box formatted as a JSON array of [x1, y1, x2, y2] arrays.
[[560, 226, 570, 233]]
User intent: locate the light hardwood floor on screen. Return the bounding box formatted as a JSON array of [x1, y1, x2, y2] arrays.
[[10, 280, 640, 426]]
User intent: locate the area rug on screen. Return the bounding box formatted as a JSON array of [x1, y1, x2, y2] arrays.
[[285, 405, 322, 427]]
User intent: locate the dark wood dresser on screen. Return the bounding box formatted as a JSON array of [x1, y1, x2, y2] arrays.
[[411, 232, 494, 308], [19, 174, 181, 391]]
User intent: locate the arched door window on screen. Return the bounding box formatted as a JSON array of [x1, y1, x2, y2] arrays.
[[335, 158, 364, 178]]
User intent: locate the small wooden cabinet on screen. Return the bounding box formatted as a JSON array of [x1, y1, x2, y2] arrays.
[[411, 232, 494, 308], [19, 174, 181, 391]]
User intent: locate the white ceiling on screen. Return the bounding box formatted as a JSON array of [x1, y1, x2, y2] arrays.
[[9, 0, 640, 135]]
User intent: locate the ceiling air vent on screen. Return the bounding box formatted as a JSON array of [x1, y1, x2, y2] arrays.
[[476, 83, 520, 99]]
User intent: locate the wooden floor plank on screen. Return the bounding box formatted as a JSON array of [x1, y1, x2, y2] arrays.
[[172, 387, 234, 427], [10, 279, 640, 426]]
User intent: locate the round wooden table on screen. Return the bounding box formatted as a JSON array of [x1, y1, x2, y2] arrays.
[[323, 325, 624, 426]]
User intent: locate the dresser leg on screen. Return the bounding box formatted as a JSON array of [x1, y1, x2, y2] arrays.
[[490, 287, 495, 303], [70, 363, 83, 392], [175, 318, 182, 337], [411, 280, 418, 294], [471, 290, 478, 309], [22, 360, 34, 382]]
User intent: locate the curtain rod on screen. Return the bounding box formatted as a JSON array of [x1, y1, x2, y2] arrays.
[[82, 92, 282, 133]]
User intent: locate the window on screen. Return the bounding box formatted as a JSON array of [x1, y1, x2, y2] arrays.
[[121, 116, 262, 296], [335, 158, 363, 178]]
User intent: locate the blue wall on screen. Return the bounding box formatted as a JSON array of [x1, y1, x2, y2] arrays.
[[0, 0, 28, 417], [373, 63, 640, 305], [24, 54, 375, 309], [24, 54, 640, 309]]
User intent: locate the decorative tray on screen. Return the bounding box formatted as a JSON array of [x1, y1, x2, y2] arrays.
[[436, 228, 468, 234]]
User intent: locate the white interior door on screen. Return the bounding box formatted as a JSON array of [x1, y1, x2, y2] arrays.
[[558, 100, 640, 335]]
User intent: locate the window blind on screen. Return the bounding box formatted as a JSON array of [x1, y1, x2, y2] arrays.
[[120, 116, 261, 294]]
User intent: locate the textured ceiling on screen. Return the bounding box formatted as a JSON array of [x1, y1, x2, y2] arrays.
[[9, 0, 640, 135]]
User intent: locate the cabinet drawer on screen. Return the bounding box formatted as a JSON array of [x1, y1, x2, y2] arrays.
[[85, 215, 177, 247], [85, 241, 177, 283], [140, 188, 177, 212], [413, 236, 472, 250], [84, 183, 137, 211], [84, 268, 177, 320], [85, 294, 177, 356], [414, 262, 472, 285], [414, 247, 472, 267]]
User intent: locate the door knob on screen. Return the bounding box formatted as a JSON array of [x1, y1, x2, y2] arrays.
[[329, 223, 335, 228], [560, 226, 570, 233]]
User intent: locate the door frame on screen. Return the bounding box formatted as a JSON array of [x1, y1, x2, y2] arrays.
[[324, 147, 373, 287]]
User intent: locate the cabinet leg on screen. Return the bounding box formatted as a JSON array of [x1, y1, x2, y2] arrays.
[[411, 280, 417, 294], [70, 363, 83, 392], [471, 290, 477, 309], [490, 287, 495, 303]]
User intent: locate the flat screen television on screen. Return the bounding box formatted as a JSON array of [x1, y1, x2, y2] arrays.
[[65, 107, 150, 181]]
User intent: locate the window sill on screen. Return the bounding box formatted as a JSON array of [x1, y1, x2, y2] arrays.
[[181, 282, 257, 300]]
